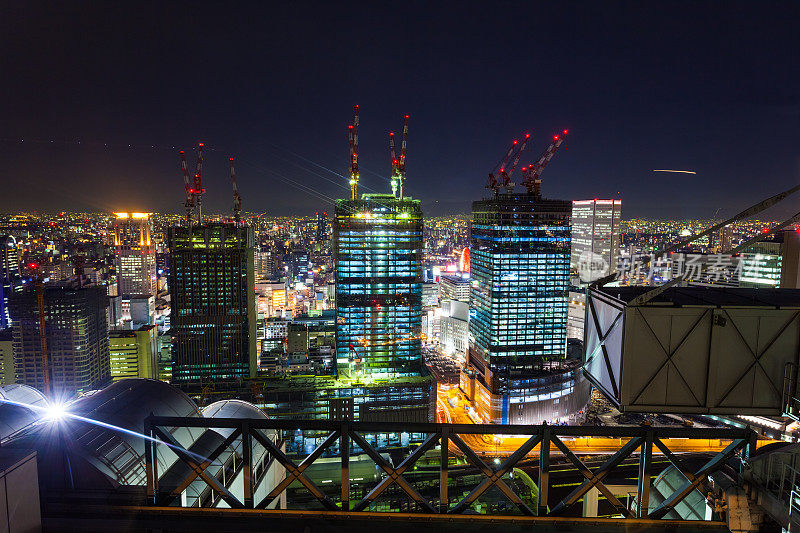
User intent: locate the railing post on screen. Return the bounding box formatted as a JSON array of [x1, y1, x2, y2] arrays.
[[144, 413, 157, 505], [242, 420, 253, 508], [341, 421, 350, 511], [440, 426, 449, 513], [637, 429, 654, 517], [538, 423, 550, 516]]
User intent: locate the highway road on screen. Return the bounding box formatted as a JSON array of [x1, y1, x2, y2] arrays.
[[435, 385, 770, 457]]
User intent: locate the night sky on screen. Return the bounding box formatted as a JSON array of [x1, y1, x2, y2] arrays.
[[1, 1, 798, 218]]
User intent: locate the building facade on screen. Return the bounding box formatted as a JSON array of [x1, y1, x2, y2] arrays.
[[0, 235, 21, 330], [112, 213, 157, 296], [570, 199, 621, 284], [466, 193, 588, 424], [168, 223, 257, 386], [109, 325, 158, 381], [439, 274, 471, 302], [9, 282, 110, 399], [439, 299, 469, 358], [333, 194, 424, 380]]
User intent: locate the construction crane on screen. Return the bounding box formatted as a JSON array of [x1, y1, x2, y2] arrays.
[[486, 139, 519, 196], [521, 129, 568, 199], [193, 143, 206, 221], [397, 114, 409, 199], [230, 157, 241, 223], [660, 182, 800, 257], [348, 105, 360, 200], [29, 263, 50, 397], [179, 150, 194, 224], [499, 133, 531, 193]]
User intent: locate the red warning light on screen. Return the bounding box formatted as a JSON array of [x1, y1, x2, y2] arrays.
[[512, 140, 518, 145], [198, 143, 204, 147], [554, 135, 559, 140], [563, 129, 569, 134], [29, 262, 38, 269], [525, 133, 531, 138]]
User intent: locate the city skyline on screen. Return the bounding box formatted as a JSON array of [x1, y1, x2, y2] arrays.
[[1, 3, 798, 218]]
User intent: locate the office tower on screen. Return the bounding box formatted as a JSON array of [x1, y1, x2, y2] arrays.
[[334, 194, 423, 379], [439, 274, 471, 302], [740, 229, 800, 289], [570, 199, 622, 284], [9, 282, 110, 399], [465, 193, 588, 424], [315, 211, 327, 243], [112, 213, 156, 296], [0, 235, 21, 329], [0, 328, 13, 385], [109, 325, 158, 381], [439, 299, 469, 358], [168, 223, 256, 386]]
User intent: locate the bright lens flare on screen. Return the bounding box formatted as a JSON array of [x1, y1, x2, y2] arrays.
[[44, 403, 67, 421]]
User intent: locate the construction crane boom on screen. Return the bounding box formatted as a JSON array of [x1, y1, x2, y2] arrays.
[[230, 157, 241, 223], [487, 139, 519, 194], [398, 114, 409, 199], [661, 182, 800, 257], [522, 129, 568, 198], [348, 105, 360, 200], [29, 263, 50, 397], [193, 143, 206, 221], [500, 133, 531, 192], [180, 151, 194, 224]]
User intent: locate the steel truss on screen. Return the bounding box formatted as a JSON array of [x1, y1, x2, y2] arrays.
[[144, 417, 757, 519]]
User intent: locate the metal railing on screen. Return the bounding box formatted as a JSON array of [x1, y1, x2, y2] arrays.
[[143, 417, 757, 519]]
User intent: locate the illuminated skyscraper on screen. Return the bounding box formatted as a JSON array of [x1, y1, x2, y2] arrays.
[[570, 199, 622, 284], [333, 194, 423, 379], [9, 281, 110, 399], [112, 213, 156, 296], [465, 193, 589, 424], [168, 223, 256, 386], [0, 235, 21, 329]]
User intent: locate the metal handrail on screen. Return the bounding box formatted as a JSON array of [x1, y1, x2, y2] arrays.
[[143, 416, 756, 520]]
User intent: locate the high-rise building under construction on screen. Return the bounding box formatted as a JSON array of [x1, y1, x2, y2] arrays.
[[462, 131, 591, 424], [168, 223, 256, 386], [333, 194, 423, 379]]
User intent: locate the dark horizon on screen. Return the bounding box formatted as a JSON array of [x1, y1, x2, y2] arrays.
[[1, 1, 798, 219]]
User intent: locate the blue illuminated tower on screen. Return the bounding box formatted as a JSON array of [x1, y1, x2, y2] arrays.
[[333, 194, 423, 379], [464, 193, 588, 424]]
